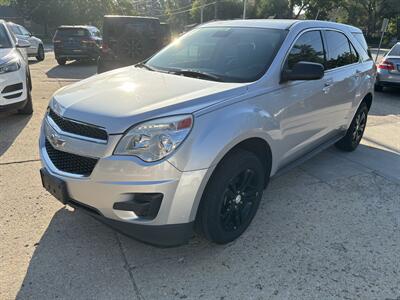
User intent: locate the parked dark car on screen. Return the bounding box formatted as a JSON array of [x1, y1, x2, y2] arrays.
[[97, 16, 171, 73], [53, 25, 102, 65]]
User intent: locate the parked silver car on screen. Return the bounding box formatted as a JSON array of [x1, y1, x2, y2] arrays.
[[39, 20, 375, 246], [7, 22, 45, 61], [375, 42, 400, 91]]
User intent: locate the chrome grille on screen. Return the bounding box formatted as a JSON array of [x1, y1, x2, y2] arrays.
[[48, 109, 108, 141]]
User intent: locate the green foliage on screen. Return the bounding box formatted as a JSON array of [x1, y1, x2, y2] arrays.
[[6, 0, 400, 43]]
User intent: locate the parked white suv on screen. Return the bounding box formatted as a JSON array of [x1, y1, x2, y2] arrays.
[[0, 20, 33, 114], [7, 22, 45, 61], [39, 20, 375, 246]]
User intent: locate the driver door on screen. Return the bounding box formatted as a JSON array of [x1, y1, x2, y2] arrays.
[[271, 30, 334, 168]]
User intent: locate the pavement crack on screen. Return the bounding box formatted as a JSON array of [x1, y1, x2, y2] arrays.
[[0, 158, 40, 166], [114, 232, 144, 300]]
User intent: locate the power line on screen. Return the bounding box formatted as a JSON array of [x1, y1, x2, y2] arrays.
[[155, 1, 217, 18]]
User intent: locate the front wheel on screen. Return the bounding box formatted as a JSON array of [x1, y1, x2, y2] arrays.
[[335, 102, 368, 152], [195, 149, 266, 244]]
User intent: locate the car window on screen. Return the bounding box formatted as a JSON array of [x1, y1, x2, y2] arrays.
[[351, 32, 371, 60], [11, 24, 22, 35], [388, 44, 400, 56], [55, 28, 89, 38], [325, 31, 358, 69], [0, 24, 12, 48], [19, 25, 31, 36], [147, 27, 287, 83], [91, 29, 101, 38], [286, 30, 325, 70]]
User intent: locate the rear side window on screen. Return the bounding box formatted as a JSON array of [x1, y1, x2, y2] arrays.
[[351, 32, 371, 61], [388, 44, 400, 56], [286, 30, 325, 69], [55, 28, 89, 38], [325, 31, 359, 69]]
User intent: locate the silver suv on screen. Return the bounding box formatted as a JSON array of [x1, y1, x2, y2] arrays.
[[39, 20, 375, 246]]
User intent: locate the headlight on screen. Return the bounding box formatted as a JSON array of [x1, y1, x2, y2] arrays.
[[114, 115, 193, 162], [0, 59, 20, 74]]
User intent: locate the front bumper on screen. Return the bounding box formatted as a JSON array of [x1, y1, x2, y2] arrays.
[[0, 70, 27, 110], [39, 118, 207, 246]]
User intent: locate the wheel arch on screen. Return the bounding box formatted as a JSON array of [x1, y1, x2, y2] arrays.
[[189, 136, 273, 222], [362, 92, 373, 111]]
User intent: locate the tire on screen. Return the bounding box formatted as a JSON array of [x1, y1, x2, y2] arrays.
[[36, 44, 45, 61], [374, 84, 383, 92], [335, 102, 368, 152], [195, 149, 266, 244], [18, 74, 33, 115], [56, 58, 67, 65]]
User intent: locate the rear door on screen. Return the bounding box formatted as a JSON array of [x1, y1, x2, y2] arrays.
[[321, 30, 361, 130]]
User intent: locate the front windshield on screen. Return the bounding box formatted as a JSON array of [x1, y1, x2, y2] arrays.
[[0, 24, 12, 49], [146, 27, 287, 83]]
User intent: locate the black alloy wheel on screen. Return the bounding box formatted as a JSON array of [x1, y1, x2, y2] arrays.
[[196, 149, 267, 244], [335, 102, 369, 151], [220, 168, 259, 232]]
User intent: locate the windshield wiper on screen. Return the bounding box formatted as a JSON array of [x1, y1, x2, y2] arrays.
[[170, 69, 224, 82], [135, 62, 156, 71]]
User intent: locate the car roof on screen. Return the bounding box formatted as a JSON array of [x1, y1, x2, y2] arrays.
[[201, 19, 362, 33], [104, 15, 159, 20], [57, 25, 98, 30]]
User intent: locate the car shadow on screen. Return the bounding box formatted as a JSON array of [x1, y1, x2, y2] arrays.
[[369, 87, 400, 117], [0, 111, 32, 157], [46, 60, 97, 80], [14, 144, 400, 298]]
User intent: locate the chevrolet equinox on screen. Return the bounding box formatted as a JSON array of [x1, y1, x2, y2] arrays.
[[39, 20, 375, 246]]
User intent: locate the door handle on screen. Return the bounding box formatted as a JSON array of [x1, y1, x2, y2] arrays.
[[323, 79, 333, 94]]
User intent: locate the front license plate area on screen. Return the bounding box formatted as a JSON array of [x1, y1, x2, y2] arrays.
[[40, 168, 69, 204]]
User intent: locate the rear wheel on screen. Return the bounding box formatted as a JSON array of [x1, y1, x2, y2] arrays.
[[195, 149, 265, 244], [36, 44, 45, 61], [56, 58, 67, 65], [335, 102, 368, 152]]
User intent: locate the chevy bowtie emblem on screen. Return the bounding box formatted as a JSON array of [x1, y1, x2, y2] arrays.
[[49, 133, 66, 148]]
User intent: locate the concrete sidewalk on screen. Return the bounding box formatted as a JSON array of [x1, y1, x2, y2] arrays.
[[0, 52, 399, 300]]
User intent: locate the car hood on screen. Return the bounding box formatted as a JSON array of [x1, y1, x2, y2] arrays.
[[51, 67, 246, 133]]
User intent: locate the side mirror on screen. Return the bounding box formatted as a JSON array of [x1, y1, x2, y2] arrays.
[[16, 38, 31, 48], [281, 61, 324, 82]]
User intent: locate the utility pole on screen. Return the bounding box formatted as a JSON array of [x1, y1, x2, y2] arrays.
[[200, 0, 204, 23], [214, 0, 218, 20], [243, 0, 247, 19]]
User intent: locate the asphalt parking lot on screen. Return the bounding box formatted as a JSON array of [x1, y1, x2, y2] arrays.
[[0, 52, 399, 300]]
